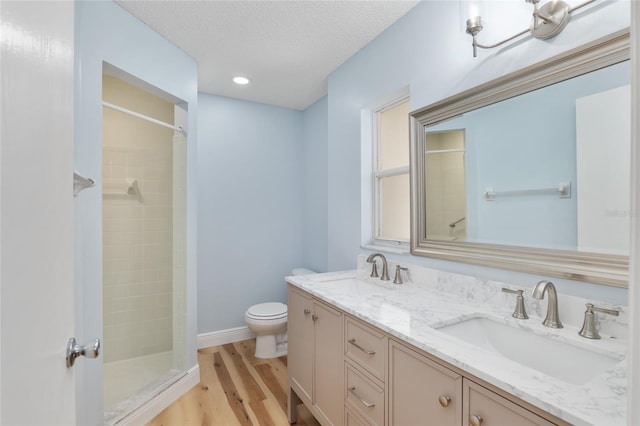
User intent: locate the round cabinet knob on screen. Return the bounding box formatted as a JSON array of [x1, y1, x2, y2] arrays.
[[303, 308, 310, 316], [438, 395, 451, 407], [470, 414, 483, 426], [312, 314, 318, 321]]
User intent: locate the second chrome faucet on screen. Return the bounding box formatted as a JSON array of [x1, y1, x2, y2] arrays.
[[367, 253, 409, 284], [501, 288, 528, 319], [366, 253, 390, 281], [531, 280, 563, 329]]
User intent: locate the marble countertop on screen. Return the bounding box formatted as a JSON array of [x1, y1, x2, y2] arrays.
[[286, 269, 627, 426]]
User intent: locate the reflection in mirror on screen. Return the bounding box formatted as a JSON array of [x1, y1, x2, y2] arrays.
[[423, 60, 629, 253], [410, 31, 630, 286], [425, 130, 466, 241]]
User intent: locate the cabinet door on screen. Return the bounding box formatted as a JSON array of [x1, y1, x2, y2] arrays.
[[463, 379, 555, 426], [313, 300, 344, 426], [288, 286, 314, 403], [389, 340, 462, 426]]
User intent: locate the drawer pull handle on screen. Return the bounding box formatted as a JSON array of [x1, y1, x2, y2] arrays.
[[303, 308, 310, 316], [348, 386, 375, 408], [348, 338, 376, 356], [438, 395, 451, 407], [470, 414, 483, 426]]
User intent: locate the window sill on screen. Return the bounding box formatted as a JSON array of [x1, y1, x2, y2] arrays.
[[361, 242, 410, 255]]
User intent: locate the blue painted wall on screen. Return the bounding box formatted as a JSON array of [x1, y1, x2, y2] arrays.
[[197, 94, 304, 333], [75, 1, 199, 422], [195, 1, 630, 336], [325, 0, 629, 303], [301, 96, 329, 273], [427, 60, 630, 249]]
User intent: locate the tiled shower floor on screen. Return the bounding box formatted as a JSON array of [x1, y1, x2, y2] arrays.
[[103, 350, 174, 412]]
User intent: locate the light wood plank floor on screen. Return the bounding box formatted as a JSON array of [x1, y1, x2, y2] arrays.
[[147, 340, 320, 426]]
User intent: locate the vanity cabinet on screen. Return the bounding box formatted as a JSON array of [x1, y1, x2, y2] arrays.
[[288, 286, 314, 403], [344, 315, 387, 425], [389, 338, 560, 426], [288, 286, 344, 426], [463, 379, 555, 426], [288, 284, 567, 426], [345, 362, 385, 425], [388, 339, 462, 426], [345, 316, 387, 381], [345, 405, 370, 426]]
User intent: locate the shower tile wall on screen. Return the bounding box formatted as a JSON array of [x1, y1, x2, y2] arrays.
[[102, 74, 176, 363], [103, 146, 173, 362]]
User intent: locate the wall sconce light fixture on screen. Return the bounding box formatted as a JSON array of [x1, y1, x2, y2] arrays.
[[466, 0, 596, 57]]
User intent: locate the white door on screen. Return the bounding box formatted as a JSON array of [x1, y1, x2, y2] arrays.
[[0, 1, 83, 424]]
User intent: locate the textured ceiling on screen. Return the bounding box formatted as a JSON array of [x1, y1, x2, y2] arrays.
[[115, 1, 420, 110]]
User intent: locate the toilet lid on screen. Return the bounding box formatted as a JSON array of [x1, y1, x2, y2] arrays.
[[247, 302, 287, 319]]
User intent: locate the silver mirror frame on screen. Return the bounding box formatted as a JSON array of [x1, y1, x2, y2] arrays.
[[410, 29, 630, 287]]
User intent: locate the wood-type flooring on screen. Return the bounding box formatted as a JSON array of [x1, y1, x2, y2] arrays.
[[146, 339, 320, 426]]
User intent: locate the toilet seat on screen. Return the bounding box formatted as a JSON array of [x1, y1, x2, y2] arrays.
[[246, 302, 287, 320]]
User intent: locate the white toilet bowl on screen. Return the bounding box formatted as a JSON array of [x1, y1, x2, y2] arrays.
[[245, 302, 288, 359]]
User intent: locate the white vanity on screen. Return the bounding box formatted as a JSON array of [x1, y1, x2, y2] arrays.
[[286, 259, 627, 426]]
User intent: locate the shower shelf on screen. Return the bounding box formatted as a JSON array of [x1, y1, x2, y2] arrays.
[[103, 178, 142, 201]]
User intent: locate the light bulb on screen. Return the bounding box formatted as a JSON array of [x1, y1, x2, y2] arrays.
[[233, 76, 250, 85]]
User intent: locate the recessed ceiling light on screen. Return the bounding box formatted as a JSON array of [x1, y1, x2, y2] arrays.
[[233, 76, 250, 85]]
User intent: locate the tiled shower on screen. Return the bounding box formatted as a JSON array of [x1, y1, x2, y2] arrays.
[[102, 74, 187, 416]]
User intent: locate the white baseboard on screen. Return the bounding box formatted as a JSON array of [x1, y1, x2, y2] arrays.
[[117, 365, 200, 426], [197, 326, 256, 349]]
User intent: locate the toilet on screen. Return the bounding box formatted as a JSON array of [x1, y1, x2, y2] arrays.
[[245, 268, 315, 358], [245, 302, 288, 359]]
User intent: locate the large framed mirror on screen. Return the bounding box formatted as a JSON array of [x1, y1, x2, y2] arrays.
[[410, 29, 630, 287]]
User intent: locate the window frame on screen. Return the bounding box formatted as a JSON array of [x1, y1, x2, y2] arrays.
[[372, 96, 411, 245]]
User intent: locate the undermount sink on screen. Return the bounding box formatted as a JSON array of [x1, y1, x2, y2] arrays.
[[315, 277, 393, 296], [437, 316, 623, 385]]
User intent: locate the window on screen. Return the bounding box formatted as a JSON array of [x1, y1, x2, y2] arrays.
[[373, 98, 410, 243]]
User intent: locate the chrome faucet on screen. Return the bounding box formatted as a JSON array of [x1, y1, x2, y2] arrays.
[[366, 253, 390, 281], [578, 303, 619, 339], [393, 265, 409, 284], [501, 288, 528, 319], [531, 280, 563, 328]]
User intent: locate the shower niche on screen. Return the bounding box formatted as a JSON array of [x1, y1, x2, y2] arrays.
[[101, 69, 188, 422]]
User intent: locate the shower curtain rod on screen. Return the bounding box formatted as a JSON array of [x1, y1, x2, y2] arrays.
[[102, 101, 187, 136]]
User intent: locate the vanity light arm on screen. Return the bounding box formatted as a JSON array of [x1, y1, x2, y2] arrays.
[[475, 28, 531, 51], [530, 0, 542, 30], [468, 0, 598, 57], [536, 10, 557, 25], [568, 0, 597, 14]]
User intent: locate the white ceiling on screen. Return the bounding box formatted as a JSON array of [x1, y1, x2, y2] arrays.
[[115, 1, 420, 110]]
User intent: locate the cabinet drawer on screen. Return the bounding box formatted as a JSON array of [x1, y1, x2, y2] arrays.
[[345, 362, 384, 426], [345, 405, 370, 426], [464, 379, 555, 426], [345, 316, 386, 381]]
